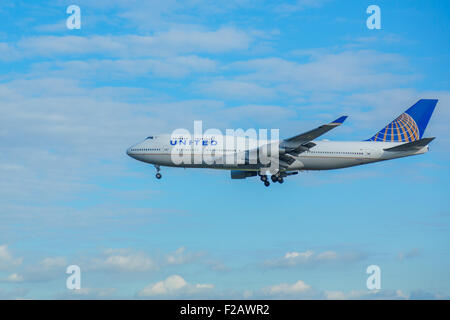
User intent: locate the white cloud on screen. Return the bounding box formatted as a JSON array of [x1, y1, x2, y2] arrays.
[[0, 42, 18, 61], [206, 260, 230, 272], [150, 275, 187, 295], [31, 55, 218, 79], [195, 283, 215, 289], [0, 245, 215, 286], [4, 27, 251, 61], [409, 289, 449, 300], [0, 245, 23, 269], [257, 281, 446, 300], [1, 273, 24, 283], [323, 290, 347, 300], [217, 105, 296, 124], [229, 50, 412, 93], [324, 289, 410, 300], [97, 249, 157, 272], [40, 257, 67, 269], [68, 1, 263, 32], [84, 247, 209, 273], [0, 288, 29, 300], [265, 249, 365, 268], [197, 80, 276, 100], [165, 246, 204, 265], [261, 280, 313, 297], [316, 251, 339, 261], [136, 275, 214, 297], [57, 287, 117, 299], [284, 250, 314, 259], [275, 0, 331, 14]]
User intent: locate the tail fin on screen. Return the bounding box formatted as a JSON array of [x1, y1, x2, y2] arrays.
[[367, 99, 438, 142]]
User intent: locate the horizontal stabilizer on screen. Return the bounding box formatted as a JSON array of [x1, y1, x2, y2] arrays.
[[383, 137, 435, 152]]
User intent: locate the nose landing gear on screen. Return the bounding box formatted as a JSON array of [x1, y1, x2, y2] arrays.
[[155, 165, 162, 179]]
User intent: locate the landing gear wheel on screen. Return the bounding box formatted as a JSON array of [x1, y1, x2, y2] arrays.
[[154, 165, 161, 179], [278, 177, 284, 184], [271, 175, 278, 183], [260, 175, 268, 182], [264, 181, 270, 187]]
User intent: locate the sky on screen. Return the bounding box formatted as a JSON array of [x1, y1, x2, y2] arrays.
[[0, 0, 449, 299]]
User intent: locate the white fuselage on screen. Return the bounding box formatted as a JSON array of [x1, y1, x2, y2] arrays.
[[126, 134, 429, 172]]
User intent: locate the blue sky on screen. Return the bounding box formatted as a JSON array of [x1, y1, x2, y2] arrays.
[[0, 0, 449, 299]]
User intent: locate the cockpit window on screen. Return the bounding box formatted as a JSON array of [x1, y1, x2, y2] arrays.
[[146, 136, 154, 139]]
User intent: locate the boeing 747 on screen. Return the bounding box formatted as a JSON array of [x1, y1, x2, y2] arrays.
[[126, 99, 437, 186]]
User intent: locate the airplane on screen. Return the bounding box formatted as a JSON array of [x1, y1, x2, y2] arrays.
[[126, 99, 438, 186]]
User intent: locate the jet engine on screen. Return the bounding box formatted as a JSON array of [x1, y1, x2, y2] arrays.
[[230, 170, 258, 179]]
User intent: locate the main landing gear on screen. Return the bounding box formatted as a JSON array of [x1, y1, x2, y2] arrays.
[[259, 175, 270, 187], [260, 172, 286, 187], [155, 165, 162, 179], [271, 174, 284, 184], [260, 174, 284, 186]]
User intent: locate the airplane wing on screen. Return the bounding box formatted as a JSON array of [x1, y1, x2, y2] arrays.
[[216, 116, 348, 171], [284, 116, 348, 143], [279, 116, 348, 157]]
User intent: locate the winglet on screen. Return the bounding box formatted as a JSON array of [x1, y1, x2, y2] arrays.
[[330, 116, 348, 125]]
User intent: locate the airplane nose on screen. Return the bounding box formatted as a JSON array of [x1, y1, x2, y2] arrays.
[[126, 147, 132, 157], [126, 143, 141, 159]]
